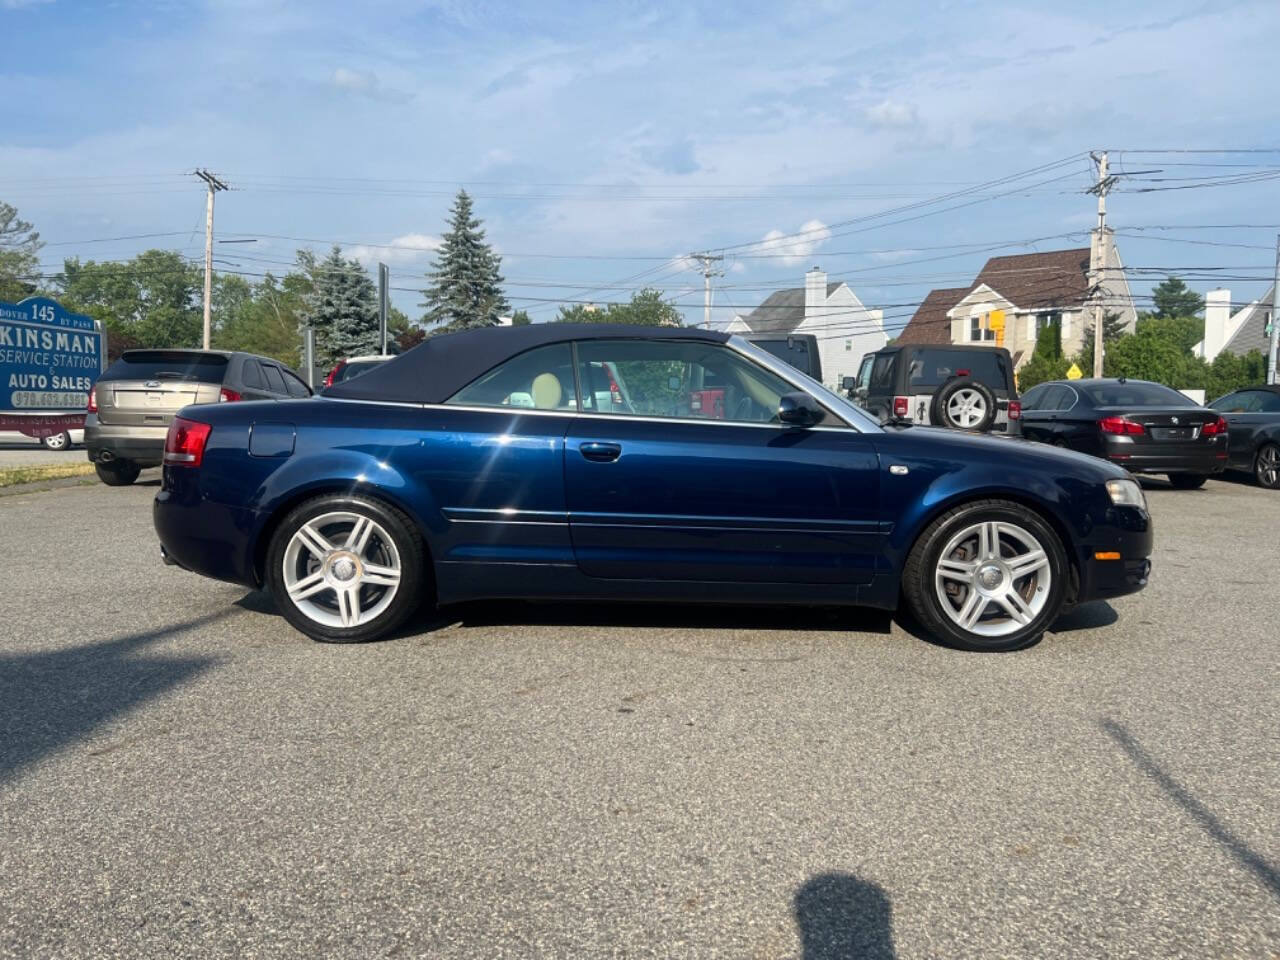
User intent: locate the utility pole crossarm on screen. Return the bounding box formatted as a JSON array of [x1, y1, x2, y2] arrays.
[[193, 169, 230, 350]]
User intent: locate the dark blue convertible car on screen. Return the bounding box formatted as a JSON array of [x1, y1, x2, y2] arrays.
[[154, 324, 1152, 651]]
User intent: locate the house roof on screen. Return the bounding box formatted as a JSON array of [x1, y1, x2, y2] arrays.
[[1222, 284, 1275, 357], [895, 287, 969, 344], [742, 282, 843, 333], [972, 247, 1092, 310], [896, 248, 1095, 345]]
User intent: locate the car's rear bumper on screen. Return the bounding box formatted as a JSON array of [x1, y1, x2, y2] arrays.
[[153, 479, 263, 587], [1101, 435, 1228, 475], [84, 417, 167, 467]]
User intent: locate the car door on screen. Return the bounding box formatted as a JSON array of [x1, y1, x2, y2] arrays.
[[1211, 390, 1265, 467], [564, 338, 882, 585], [1017, 384, 1055, 441]]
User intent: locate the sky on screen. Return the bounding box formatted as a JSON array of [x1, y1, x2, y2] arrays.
[[2, 0, 1279, 331]]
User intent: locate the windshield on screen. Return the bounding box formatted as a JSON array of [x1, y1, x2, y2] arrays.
[[731, 336, 881, 431], [1079, 381, 1197, 407]]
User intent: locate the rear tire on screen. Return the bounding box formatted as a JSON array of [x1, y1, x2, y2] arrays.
[[1167, 473, 1207, 490], [265, 494, 426, 643], [1254, 443, 1280, 490], [95, 460, 140, 486], [43, 431, 72, 451], [902, 499, 1067, 652]]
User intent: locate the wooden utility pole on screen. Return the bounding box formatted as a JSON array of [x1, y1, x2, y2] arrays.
[[194, 170, 229, 350], [1088, 151, 1112, 379], [1269, 234, 1280, 385], [690, 253, 724, 328]]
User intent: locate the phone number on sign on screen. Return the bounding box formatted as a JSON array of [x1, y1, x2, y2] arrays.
[[9, 391, 89, 409]]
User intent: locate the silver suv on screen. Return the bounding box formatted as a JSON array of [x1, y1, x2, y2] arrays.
[[86, 349, 311, 485]]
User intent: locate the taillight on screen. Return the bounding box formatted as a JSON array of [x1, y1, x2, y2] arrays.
[[1099, 416, 1145, 436], [324, 362, 345, 388], [219, 387, 241, 403], [893, 396, 909, 417], [87, 387, 97, 413], [1201, 416, 1229, 436], [164, 417, 212, 467], [1007, 400, 1022, 421]]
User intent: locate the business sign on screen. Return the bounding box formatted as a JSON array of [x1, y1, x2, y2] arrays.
[[0, 297, 105, 436]]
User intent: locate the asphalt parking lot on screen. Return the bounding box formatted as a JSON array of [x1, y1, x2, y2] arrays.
[[0, 476, 1276, 959]]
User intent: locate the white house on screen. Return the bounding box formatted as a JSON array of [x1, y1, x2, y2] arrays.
[[726, 266, 886, 389], [1194, 285, 1276, 361]]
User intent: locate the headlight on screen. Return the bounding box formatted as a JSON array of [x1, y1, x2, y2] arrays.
[[1106, 478, 1146, 508]]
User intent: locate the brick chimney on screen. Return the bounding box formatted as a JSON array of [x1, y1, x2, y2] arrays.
[[805, 266, 826, 317], [1203, 288, 1231, 361]]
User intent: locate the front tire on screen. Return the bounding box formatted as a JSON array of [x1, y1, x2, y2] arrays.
[[95, 460, 140, 486], [1167, 473, 1207, 490], [1254, 443, 1280, 489], [265, 494, 425, 643], [902, 499, 1067, 652]]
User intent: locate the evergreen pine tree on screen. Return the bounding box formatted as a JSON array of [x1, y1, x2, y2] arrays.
[[304, 246, 379, 364], [421, 190, 510, 330]]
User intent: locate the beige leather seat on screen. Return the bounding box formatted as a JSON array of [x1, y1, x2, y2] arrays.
[[531, 372, 563, 410]]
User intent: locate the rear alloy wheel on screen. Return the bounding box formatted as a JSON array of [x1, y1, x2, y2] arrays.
[[1167, 473, 1207, 490], [1255, 443, 1280, 490], [42, 431, 72, 451], [266, 495, 425, 643], [903, 499, 1067, 652], [95, 460, 141, 486]]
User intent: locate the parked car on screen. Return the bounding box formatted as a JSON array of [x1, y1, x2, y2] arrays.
[[1020, 378, 1228, 488], [1207, 384, 1280, 489], [743, 333, 822, 383], [0, 426, 84, 450], [323, 354, 394, 388], [154, 324, 1152, 653], [846, 344, 1020, 433], [86, 349, 311, 486]]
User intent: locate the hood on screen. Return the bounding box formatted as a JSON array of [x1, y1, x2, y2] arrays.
[[879, 424, 1130, 480]]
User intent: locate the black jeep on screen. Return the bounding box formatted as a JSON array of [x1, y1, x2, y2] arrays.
[[846, 344, 1020, 433]]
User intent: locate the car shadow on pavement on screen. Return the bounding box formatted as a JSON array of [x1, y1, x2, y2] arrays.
[[0, 612, 225, 785], [793, 872, 896, 959], [1102, 718, 1280, 900]]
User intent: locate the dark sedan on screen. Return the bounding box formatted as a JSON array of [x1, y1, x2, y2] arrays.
[[153, 325, 1152, 653], [1019, 378, 1228, 488], [1208, 384, 1280, 489]]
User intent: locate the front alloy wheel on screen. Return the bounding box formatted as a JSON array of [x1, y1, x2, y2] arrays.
[[266, 495, 425, 643], [903, 499, 1067, 651]]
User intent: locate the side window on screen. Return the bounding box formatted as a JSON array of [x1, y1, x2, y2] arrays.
[[242, 359, 266, 390], [1212, 391, 1256, 412], [869, 354, 895, 392], [1055, 386, 1079, 412], [1256, 392, 1280, 412], [574, 340, 802, 425], [445, 343, 576, 410], [855, 355, 874, 392], [1020, 384, 1047, 411], [282, 369, 311, 397], [261, 364, 287, 394]]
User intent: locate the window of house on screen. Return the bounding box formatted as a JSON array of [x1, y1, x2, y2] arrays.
[[845, 339, 853, 351], [969, 317, 995, 342]]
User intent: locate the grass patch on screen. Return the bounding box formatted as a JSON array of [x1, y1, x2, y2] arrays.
[[0, 463, 97, 488]]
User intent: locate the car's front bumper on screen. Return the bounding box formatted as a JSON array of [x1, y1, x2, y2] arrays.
[[1075, 504, 1154, 603], [84, 417, 167, 467]]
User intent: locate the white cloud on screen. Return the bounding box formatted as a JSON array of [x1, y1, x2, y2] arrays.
[[345, 233, 440, 269], [756, 219, 831, 266], [865, 98, 919, 129], [331, 67, 375, 92]]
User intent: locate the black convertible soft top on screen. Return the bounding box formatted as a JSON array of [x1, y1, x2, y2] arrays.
[[322, 323, 732, 404]]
